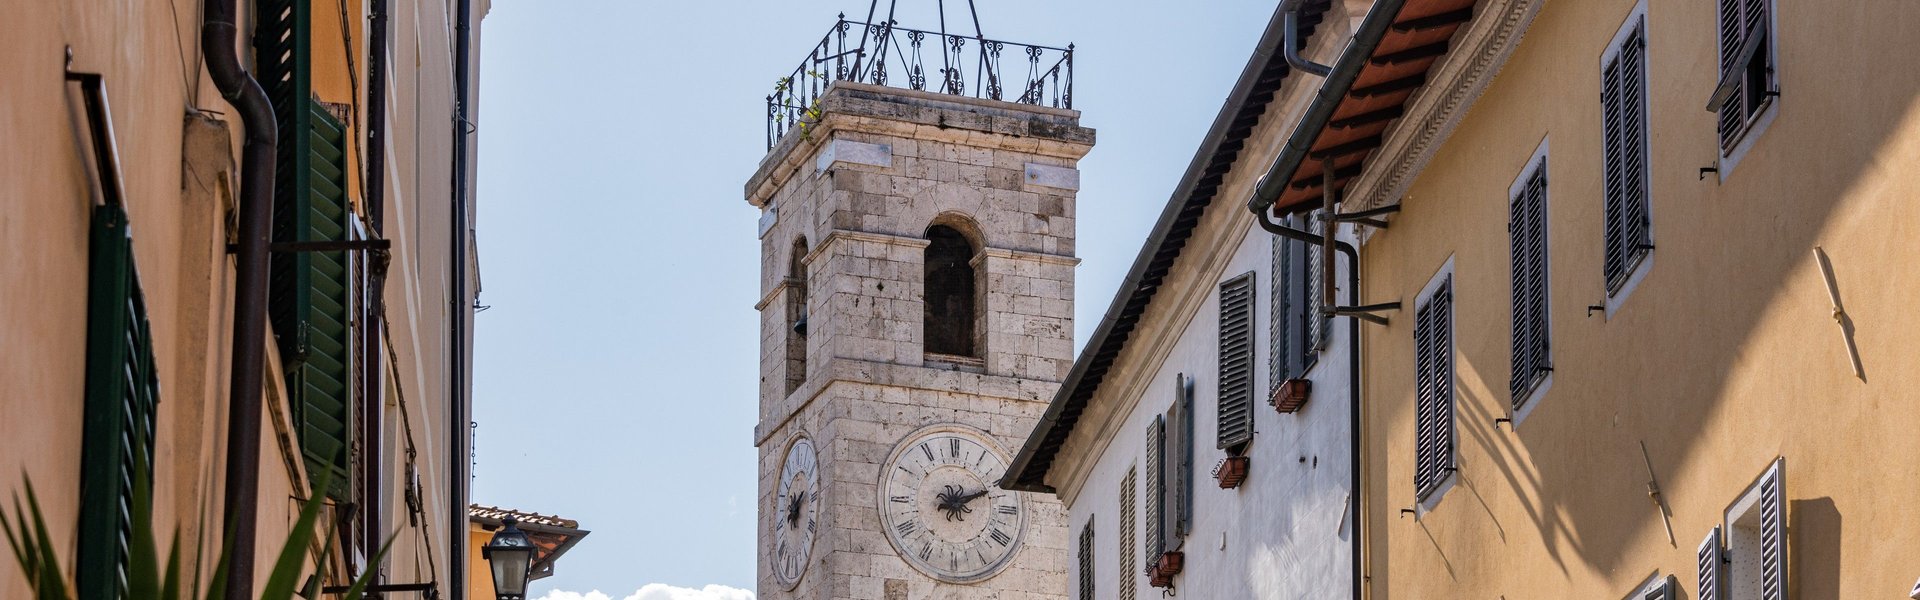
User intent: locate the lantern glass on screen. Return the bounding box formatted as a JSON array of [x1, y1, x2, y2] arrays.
[[483, 517, 536, 599]]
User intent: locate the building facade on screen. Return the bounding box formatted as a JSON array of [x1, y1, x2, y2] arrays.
[[1242, 0, 1920, 597], [1002, 3, 1370, 599], [2, 0, 485, 595], [747, 26, 1093, 597]]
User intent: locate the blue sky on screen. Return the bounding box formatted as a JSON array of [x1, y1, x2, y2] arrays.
[[470, 1, 1277, 596]]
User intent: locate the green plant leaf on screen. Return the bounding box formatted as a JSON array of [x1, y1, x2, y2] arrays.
[[22, 479, 71, 600], [161, 531, 183, 600], [336, 536, 397, 600], [130, 442, 162, 600]]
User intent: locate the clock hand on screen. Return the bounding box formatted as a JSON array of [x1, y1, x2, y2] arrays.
[[787, 492, 804, 528]]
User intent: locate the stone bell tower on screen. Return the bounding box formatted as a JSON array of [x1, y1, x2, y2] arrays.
[[747, 19, 1093, 600]]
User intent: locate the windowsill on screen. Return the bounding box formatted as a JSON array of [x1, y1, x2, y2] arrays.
[[1415, 469, 1458, 515], [924, 352, 986, 373], [1509, 371, 1552, 427], [1604, 250, 1653, 320], [1717, 95, 1779, 180]]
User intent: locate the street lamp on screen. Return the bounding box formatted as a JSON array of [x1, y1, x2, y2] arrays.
[[481, 516, 536, 600]]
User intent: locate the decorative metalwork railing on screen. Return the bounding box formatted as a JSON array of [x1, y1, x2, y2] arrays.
[[766, 15, 1074, 149]]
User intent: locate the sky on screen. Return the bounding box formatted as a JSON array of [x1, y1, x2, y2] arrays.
[[469, 1, 1279, 597]]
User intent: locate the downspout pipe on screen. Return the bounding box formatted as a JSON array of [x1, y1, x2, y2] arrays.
[[204, 0, 278, 597], [448, 0, 475, 596], [1281, 0, 1332, 77], [361, 0, 391, 592], [1250, 0, 1410, 215]]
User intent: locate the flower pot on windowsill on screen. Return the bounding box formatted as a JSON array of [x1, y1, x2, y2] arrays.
[[1149, 551, 1185, 587], [1215, 455, 1250, 489], [1273, 378, 1311, 413]]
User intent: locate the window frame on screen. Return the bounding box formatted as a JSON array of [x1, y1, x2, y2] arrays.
[[1721, 457, 1787, 600], [1507, 139, 1553, 425], [1712, 0, 1781, 175], [1601, 0, 1655, 318], [1412, 257, 1458, 509]]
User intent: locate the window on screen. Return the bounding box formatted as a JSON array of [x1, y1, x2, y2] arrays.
[[924, 224, 979, 357], [77, 201, 159, 599], [1701, 458, 1787, 600], [1711, 0, 1776, 155], [1217, 272, 1257, 454], [1268, 213, 1327, 399], [1078, 519, 1095, 600], [1412, 263, 1456, 502], [1603, 6, 1653, 307], [786, 237, 809, 397], [1632, 575, 1675, 600], [1119, 467, 1137, 600], [1509, 149, 1551, 412], [260, 0, 359, 500]]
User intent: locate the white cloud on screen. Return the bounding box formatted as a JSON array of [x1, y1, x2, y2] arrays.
[[533, 584, 754, 600]]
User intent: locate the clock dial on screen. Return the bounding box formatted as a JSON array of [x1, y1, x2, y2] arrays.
[[771, 437, 820, 588], [879, 427, 1027, 583]]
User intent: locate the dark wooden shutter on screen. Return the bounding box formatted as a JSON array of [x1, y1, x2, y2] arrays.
[[1413, 276, 1454, 498], [1303, 212, 1329, 351], [1697, 526, 1722, 600], [1144, 416, 1165, 561], [1605, 22, 1651, 292], [1715, 0, 1745, 148], [1172, 375, 1195, 540], [1119, 468, 1137, 600], [1078, 520, 1095, 600], [1217, 272, 1257, 451], [1641, 576, 1674, 600], [77, 202, 160, 600], [1508, 162, 1549, 406], [259, 0, 357, 500], [1759, 459, 1786, 600]]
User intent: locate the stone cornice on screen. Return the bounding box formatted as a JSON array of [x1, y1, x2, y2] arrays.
[[754, 357, 1062, 446], [1345, 0, 1546, 243]]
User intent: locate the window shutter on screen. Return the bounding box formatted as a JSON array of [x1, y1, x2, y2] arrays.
[[1759, 459, 1786, 600], [1641, 576, 1674, 600], [260, 0, 357, 501], [1606, 22, 1652, 293], [1269, 237, 1287, 394], [1697, 526, 1723, 600], [1217, 273, 1257, 451], [1172, 375, 1195, 539], [1303, 213, 1329, 351], [1509, 162, 1549, 406], [1078, 519, 1095, 600], [1413, 277, 1454, 498], [1119, 468, 1137, 600], [1144, 417, 1165, 561], [77, 202, 160, 600], [1715, 0, 1746, 148]]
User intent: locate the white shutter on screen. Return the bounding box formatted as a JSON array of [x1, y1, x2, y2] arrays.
[[1759, 458, 1786, 600], [1144, 417, 1165, 561], [1217, 273, 1258, 451], [1698, 526, 1723, 600]]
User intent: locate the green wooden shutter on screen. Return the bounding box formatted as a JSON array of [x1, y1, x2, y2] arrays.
[[1217, 272, 1257, 452], [258, 0, 356, 500], [77, 202, 160, 600]]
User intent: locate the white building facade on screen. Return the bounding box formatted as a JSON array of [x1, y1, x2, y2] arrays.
[[1003, 4, 1367, 598]]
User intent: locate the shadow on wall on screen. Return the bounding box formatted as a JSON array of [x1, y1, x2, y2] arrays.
[[1790, 497, 1839, 599]]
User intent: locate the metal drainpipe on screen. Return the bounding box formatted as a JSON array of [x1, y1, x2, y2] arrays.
[[1251, 211, 1363, 600], [361, 0, 391, 592], [1281, 0, 1332, 77], [204, 0, 278, 596], [448, 0, 475, 595]]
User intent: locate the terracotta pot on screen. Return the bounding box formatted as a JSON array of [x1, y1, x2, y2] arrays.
[[1273, 378, 1312, 413], [1216, 455, 1250, 489]]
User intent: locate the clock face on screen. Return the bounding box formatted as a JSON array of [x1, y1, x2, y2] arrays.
[[771, 437, 820, 588], [879, 426, 1027, 583]]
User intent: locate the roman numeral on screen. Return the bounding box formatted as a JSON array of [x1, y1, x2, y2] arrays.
[[920, 443, 934, 461], [918, 543, 933, 561], [806, 518, 816, 534], [895, 520, 917, 536], [996, 505, 1017, 515], [890, 495, 911, 503], [949, 438, 960, 459], [989, 528, 1011, 546]]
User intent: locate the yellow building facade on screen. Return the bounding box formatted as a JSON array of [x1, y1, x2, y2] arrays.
[[1267, 0, 1920, 597], [2, 0, 485, 596]]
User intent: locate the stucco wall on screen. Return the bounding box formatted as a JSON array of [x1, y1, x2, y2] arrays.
[[1359, 0, 1920, 597]]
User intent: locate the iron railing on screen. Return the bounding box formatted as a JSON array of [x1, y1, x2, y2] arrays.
[[767, 15, 1074, 149]]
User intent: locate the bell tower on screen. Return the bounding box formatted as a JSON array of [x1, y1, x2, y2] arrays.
[[748, 14, 1092, 600]]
